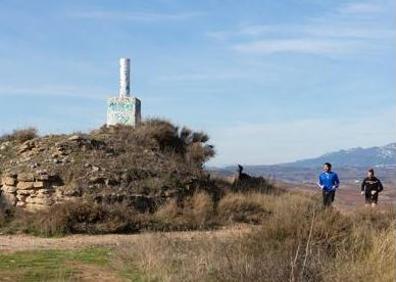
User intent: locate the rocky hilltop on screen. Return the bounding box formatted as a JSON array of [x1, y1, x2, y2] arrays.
[[0, 120, 216, 211]]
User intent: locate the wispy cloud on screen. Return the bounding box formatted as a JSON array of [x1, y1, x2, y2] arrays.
[[338, 2, 384, 14], [207, 1, 393, 56], [156, 72, 251, 82], [233, 38, 367, 55], [0, 85, 107, 100], [70, 10, 203, 22]]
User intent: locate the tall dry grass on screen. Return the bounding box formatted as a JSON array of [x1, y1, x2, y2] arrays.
[[114, 191, 395, 282]]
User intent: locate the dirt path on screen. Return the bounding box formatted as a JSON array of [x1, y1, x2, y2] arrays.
[[0, 225, 252, 253]]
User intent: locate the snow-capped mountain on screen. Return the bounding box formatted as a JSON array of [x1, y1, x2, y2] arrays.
[[287, 143, 396, 168], [213, 143, 396, 184]]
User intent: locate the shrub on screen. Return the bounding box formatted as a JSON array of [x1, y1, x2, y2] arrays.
[[26, 200, 145, 236], [152, 192, 216, 231], [217, 193, 271, 224], [231, 177, 276, 194], [0, 127, 38, 143]]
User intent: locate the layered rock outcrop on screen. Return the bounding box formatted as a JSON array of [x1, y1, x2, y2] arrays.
[[0, 121, 217, 212], [1, 171, 69, 210]]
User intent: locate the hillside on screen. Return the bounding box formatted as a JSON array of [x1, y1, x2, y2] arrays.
[[0, 120, 216, 211]]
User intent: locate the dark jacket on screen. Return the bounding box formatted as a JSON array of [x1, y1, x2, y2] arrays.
[[361, 176, 383, 193]]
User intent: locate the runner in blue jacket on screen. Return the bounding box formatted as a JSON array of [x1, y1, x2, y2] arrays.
[[318, 162, 340, 207]]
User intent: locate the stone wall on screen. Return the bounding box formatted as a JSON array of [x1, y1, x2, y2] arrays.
[[1, 171, 67, 211]]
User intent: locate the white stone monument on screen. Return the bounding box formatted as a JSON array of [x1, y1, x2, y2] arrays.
[[107, 58, 141, 126]]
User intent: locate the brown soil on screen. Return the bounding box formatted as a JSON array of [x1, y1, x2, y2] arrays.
[[0, 224, 252, 253]]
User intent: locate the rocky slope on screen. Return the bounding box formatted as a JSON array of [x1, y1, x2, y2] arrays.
[[0, 120, 216, 211]]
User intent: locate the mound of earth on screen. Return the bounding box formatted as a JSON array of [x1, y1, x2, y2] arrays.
[[0, 119, 217, 211]]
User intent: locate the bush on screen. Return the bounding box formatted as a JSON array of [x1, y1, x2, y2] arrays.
[[26, 201, 145, 236], [0, 191, 218, 236], [232, 177, 277, 194], [217, 193, 271, 224], [152, 192, 216, 231], [0, 127, 38, 143]]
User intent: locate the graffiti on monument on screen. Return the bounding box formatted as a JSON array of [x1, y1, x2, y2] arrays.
[[107, 98, 135, 125]]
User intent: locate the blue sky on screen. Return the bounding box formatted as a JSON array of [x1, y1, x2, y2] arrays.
[[0, 0, 394, 166]]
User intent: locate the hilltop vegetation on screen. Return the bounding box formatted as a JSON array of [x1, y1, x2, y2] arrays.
[[0, 120, 394, 281], [0, 119, 217, 208], [0, 119, 273, 235]]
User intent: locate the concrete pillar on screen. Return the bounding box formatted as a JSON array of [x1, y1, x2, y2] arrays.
[[119, 58, 130, 97], [106, 57, 141, 127]]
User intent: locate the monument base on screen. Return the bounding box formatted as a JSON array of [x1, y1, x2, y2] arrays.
[[106, 96, 141, 127]]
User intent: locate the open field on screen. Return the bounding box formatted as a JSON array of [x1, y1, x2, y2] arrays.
[[0, 226, 250, 281], [0, 225, 251, 253], [0, 190, 394, 282]]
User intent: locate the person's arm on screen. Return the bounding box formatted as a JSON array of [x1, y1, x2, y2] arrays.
[[361, 178, 366, 192], [377, 179, 384, 193], [318, 174, 324, 189], [333, 173, 340, 189], [361, 178, 366, 195]]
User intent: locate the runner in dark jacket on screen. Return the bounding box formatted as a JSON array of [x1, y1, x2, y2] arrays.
[[361, 168, 383, 207]]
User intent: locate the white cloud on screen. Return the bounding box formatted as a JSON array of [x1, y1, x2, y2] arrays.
[[339, 2, 384, 14], [0, 85, 107, 100], [156, 72, 250, 82], [232, 38, 364, 55], [207, 1, 393, 56], [207, 23, 393, 42]]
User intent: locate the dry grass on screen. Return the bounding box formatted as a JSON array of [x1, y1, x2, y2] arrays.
[[153, 192, 216, 231], [324, 226, 395, 282], [0, 127, 38, 143], [113, 191, 395, 282], [1, 189, 394, 281], [217, 193, 272, 224], [0, 201, 146, 236], [0, 191, 217, 235]]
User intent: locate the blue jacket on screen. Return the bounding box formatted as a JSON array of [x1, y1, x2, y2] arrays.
[[319, 172, 340, 191]]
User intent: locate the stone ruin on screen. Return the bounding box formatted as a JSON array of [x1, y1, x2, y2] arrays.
[[0, 135, 96, 211], [1, 171, 71, 211], [0, 127, 213, 212]]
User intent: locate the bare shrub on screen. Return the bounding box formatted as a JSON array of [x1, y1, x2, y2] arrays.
[[0, 127, 38, 143], [190, 192, 214, 225], [26, 200, 145, 236], [153, 192, 216, 231], [217, 193, 271, 224]]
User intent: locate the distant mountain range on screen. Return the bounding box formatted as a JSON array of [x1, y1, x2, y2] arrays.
[[212, 143, 396, 184], [281, 143, 396, 168]]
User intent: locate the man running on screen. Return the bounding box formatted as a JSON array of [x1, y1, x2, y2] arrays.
[[318, 163, 340, 207], [361, 168, 383, 207]]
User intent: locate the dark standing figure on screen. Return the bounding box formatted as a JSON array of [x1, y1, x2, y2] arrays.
[[237, 164, 251, 181], [318, 163, 340, 207], [361, 168, 383, 208]]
